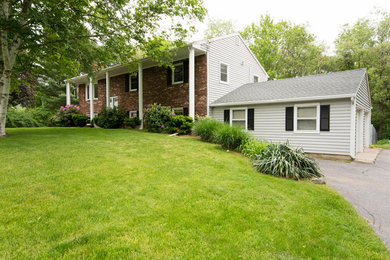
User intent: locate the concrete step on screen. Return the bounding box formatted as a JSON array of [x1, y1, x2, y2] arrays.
[[355, 148, 382, 164]]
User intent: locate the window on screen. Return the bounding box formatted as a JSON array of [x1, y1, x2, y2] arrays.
[[220, 63, 228, 83], [172, 107, 184, 116], [172, 63, 184, 84], [129, 111, 138, 118], [85, 84, 98, 101], [130, 74, 138, 91], [253, 75, 259, 83], [109, 96, 118, 108], [294, 104, 320, 132], [231, 108, 246, 129]]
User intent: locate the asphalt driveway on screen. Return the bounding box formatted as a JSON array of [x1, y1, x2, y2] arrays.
[[318, 150, 390, 250]]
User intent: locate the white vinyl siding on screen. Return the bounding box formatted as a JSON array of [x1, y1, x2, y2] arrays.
[[207, 35, 268, 106], [212, 99, 352, 156]]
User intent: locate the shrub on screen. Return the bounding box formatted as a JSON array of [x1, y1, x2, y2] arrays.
[[30, 107, 53, 126], [95, 105, 127, 129], [51, 104, 82, 127], [72, 114, 89, 127], [5, 106, 41, 128], [124, 117, 141, 128], [214, 123, 251, 150], [377, 139, 389, 145], [192, 117, 224, 142], [240, 138, 268, 160], [143, 103, 173, 133], [253, 143, 322, 180], [171, 115, 193, 135]]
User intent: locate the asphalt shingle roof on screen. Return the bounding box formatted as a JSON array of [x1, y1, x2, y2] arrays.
[[212, 69, 367, 106]]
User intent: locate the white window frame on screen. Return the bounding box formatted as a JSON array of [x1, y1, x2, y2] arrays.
[[294, 103, 320, 133], [172, 107, 184, 115], [85, 83, 98, 101], [129, 74, 138, 92], [129, 110, 138, 118], [172, 62, 184, 85], [253, 75, 259, 83], [230, 107, 247, 130], [109, 96, 118, 108], [220, 63, 229, 84]]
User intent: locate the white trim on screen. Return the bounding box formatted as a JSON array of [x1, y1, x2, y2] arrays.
[[206, 52, 210, 116], [172, 62, 184, 85], [350, 97, 357, 158], [138, 63, 143, 129], [109, 96, 118, 108], [189, 47, 195, 119], [129, 110, 138, 118], [89, 77, 94, 121], [85, 82, 98, 101], [106, 71, 110, 107], [210, 94, 354, 107], [220, 62, 229, 84], [356, 109, 364, 153], [293, 103, 320, 133], [230, 107, 247, 130], [66, 81, 71, 105]]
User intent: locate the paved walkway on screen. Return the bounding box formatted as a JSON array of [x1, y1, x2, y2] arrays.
[[318, 150, 390, 250]]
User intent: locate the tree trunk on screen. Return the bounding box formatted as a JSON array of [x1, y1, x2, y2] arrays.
[[0, 71, 9, 137]]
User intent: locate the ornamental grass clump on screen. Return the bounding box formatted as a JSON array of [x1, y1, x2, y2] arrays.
[[192, 117, 224, 143], [253, 143, 322, 180], [214, 123, 251, 151], [239, 137, 268, 160]]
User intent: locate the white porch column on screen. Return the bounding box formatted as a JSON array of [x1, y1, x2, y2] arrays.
[[66, 81, 71, 105], [138, 63, 143, 129], [89, 77, 94, 121], [106, 71, 110, 107], [189, 47, 195, 119]]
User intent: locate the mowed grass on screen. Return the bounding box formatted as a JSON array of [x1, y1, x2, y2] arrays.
[[376, 143, 390, 149], [0, 128, 388, 259]]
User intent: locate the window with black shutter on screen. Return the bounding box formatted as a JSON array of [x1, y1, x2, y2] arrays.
[[130, 73, 138, 91], [167, 67, 172, 86], [125, 73, 130, 92], [247, 108, 254, 130], [285, 107, 294, 131], [183, 107, 189, 116], [224, 109, 230, 123], [320, 105, 330, 131]]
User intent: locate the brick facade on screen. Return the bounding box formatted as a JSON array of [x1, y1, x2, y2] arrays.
[[79, 54, 207, 117]]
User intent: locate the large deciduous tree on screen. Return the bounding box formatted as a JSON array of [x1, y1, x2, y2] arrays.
[[204, 18, 236, 39], [335, 10, 390, 138], [0, 0, 206, 137]]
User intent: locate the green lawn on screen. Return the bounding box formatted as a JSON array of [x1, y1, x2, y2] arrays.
[[375, 144, 390, 149], [0, 128, 388, 259]]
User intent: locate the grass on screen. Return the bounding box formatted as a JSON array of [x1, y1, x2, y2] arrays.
[[0, 128, 389, 259], [375, 144, 390, 149]]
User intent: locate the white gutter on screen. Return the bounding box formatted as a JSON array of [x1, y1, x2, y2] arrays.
[[210, 94, 355, 107]]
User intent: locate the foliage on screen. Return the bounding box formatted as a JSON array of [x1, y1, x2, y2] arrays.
[[124, 117, 141, 128], [9, 72, 37, 107], [30, 107, 53, 126], [51, 105, 82, 127], [5, 106, 41, 128], [95, 106, 127, 129], [72, 114, 89, 127], [204, 18, 236, 38], [35, 79, 78, 111], [192, 117, 225, 142], [253, 143, 322, 180], [171, 115, 193, 134], [143, 103, 173, 133], [377, 139, 389, 145], [335, 10, 390, 139], [1, 128, 388, 259], [241, 14, 326, 79], [214, 123, 251, 151], [239, 138, 268, 160]]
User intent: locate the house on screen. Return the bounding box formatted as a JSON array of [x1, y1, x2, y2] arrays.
[[66, 33, 268, 125], [210, 69, 372, 158]]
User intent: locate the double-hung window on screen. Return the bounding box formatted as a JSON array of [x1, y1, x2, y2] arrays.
[[109, 96, 118, 108], [294, 104, 319, 132], [172, 63, 184, 84], [231, 108, 246, 129], [220, 63, 228, 83], [85, 84, 98, 101]]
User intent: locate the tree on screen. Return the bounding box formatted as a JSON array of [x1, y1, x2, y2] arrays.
[[0, 0, 206, 137], [335, 10, 390, 138], [241, 14, 326, 79], [204, 18, 236, 39]]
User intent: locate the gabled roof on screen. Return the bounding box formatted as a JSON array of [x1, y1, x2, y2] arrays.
[[211, 69, 367, 106]]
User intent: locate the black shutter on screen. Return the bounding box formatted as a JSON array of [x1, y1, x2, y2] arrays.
[[125, 73, 130, 92], [247, 108, 254, 130], [224, 109, 230, 123], [183, 107, 189, 116], [167, 67, 172, 86], [285, 107, 293, 131], [136, 110, 139, 118], [130, 73, 138, 90], [183, 59, 189, 83], [320, 105, 330, 131]]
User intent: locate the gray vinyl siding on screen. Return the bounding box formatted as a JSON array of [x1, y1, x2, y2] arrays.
[[211, 98, 352, 156], [207, 35, 268, 106], [356, 75, 371, 112]]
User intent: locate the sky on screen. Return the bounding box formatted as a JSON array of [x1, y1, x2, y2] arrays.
[[192, 0, 390, 53]]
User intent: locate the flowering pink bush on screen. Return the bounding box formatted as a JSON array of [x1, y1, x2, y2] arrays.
[[51, 104, 82, 127]]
